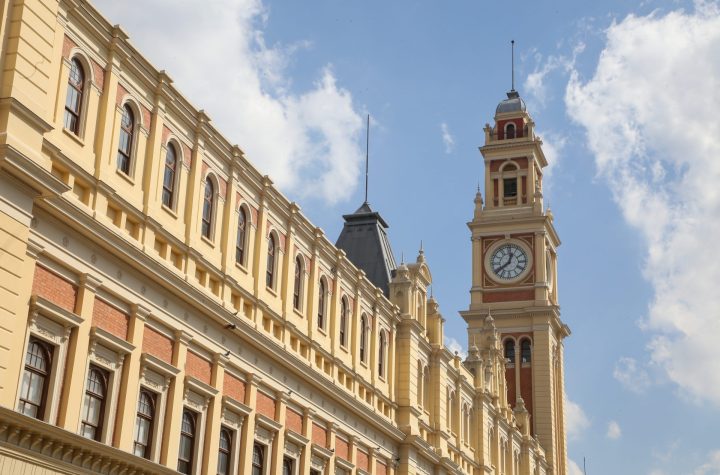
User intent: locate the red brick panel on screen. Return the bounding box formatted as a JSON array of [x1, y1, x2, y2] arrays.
[[377, 461, 387, 475], [141, 105, 152, 130], [162, 125, 172, 144], [91, 60, 105, 90], [256, 392, 276, 419], [92, 299, 129, 340], [142, 326, 174, 363], [186, 351, 212, 385], [182, 143, 193, 168], [286, 408, 303, 434], [116, 84, 128, 106], [62, 35, 77, 59], [357, 449, 369, 472], [505, 367, 517, 409], [484, 289, 535, 303], [223, 373, 246, 403], [520, 366, 534, 423], [312, 422, 327, 448], [335, 437, 349, 461], [32, 265, 78, 313]]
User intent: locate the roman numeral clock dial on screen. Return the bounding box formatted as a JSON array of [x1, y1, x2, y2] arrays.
[[489, 243, 529, 280]]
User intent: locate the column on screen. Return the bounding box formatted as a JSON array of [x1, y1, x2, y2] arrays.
[[202, 353, 228, 474], [159, 330, 192, 466], [56, 273, 102, 431], [238, 373, 260, 474], [114, 304, 150, 450], [270, 392, 288, 473], [299, 408, 314, 474]]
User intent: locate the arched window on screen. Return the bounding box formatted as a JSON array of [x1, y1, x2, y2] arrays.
[[162, 144, 178, 208], [293, 256, 303, 310], [18, 338, 52, 419], [282, 457, 294, 475], [217, 428, 232, 475], [266, 234, 276, 289], [504, 339, 516, 365], [521, 338, 532, 363], [317, 278, 326, 329], [463, 404, 471, 443], [451, 392, 458, 432], [64, 58, 84, 134], [378, 330, 386, 377], [339, 297, 348, 346], [201, 177, 214, 239], [80, 366, 108, 441], [505, 122, 516, 139], [359, 314, 368, 363], [252, 443, 264, 475], [177, 410, 196, 474], [133, 389, 155, 458], [117, 104, 135, 174], [236, 208, 247, 265]]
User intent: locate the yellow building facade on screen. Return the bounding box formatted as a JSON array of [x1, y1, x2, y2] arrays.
[[0, 0, 569, 474]]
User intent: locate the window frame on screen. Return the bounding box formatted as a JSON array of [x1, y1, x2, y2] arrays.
[[520, 338, 532, 364], [63, 57, 85, 135], [117, 104, 136, 176], [317, 278, 327, 330], [235, 207, 248, 267], [504, 338, 516, 366], [252, 442, 266, 475], [133, 388, 157, 460], [339, 297, 348, 348], [359, 314, 368, 364], [266, 233, 277, 290], [18, 337, 53, 420], [293, 255, 303, 311], [201, 176, 215, 240], [217, 426, 233, 475], [505, 122, 516, 139], [162, 142, 179, 209], [378, 329, 386, 378], [177, 409, 197, 474], [80, 364, 109, 441]]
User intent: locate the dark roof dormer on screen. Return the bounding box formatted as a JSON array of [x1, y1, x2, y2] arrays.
[[496, 90, 526, 115], [335, 202, 397, 296]]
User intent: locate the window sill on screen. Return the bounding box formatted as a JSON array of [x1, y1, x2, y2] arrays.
[[266, 286, 277, 297], [201, 235, 215, 248], [161, 203, 178, 219], [234, 261, 248, 274], [317, 326, 327, 336], [339, 344, 348, 353], [62, 127, 85, 146], [116, 168, 135, 185], [292, 308, 305, 319]]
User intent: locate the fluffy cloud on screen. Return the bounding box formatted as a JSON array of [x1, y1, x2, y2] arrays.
[[613, 356, 652, 394], [440, 122, 455, 154], [565, 398, 590, 440], [93, 0, 363, 204], [692, 450, 720, 475], [444, 335, 467, 359], [568, 459, 585, 475], [566, 1, 720, 406], [524, 43, 585, 108], [606, 420, 622, 439]]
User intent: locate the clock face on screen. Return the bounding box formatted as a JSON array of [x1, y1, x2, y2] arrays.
[[490, 244, 529, 280]]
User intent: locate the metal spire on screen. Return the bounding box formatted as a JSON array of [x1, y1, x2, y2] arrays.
[[364, 114, 370, 204], [511, 39, 515, 91]]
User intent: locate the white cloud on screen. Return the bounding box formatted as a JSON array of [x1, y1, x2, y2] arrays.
[[536, 130, 567, 196], [524, 43, 585, 108], [440, 122, 455, 154], [565, 398, 590, 440], [692, 450, 720, 475], [613, 356, 652, 393], [93, 0, 363, 205], [606, 420, 622, 439], [566, 2, 720, 406], [444, 336, 466, 358], [568, 459, 584, 475]]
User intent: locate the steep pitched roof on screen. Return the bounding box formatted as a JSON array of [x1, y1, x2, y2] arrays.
[[335, 202, 397, 296]]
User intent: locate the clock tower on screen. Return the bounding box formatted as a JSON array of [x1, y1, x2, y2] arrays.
[[461, 88, 570, 474]]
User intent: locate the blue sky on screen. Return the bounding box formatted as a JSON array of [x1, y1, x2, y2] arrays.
[[94, 0, 720, 473]]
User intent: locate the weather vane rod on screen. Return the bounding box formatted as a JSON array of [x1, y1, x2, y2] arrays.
[[364, 114, 370, 204], [511, 39, 515, 91]]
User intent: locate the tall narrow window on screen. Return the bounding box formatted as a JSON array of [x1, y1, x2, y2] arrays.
[[217, 428, 232, 475], [117, 105, 134, 174], [293, 256, 302, 310], [506, 123, 516, 139], [423, 366, 430, 409], [252, 443, 264, 475], [18, 337, 52, 419], [80, 366, 108, 441], [339, 297, 348, 346], [378, 330, 386, 377], [521, 339, 532, 363], [133, 389, 155, 458], [266, 234, 276, 289], [359, 314, 368, 363], [162, 144, 177, 208], [178, 410, 196, 474], [235, 208, 247, 265], [317, 278, 326, 329], [202, 177, 214, 239], [417, 361, 424, 406], [64, 58, 84, 134], [282, 457, 294, 475], [504, 339, 515, 365]]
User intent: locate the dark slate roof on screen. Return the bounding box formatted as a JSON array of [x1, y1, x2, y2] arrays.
[[496, 89, 526, 114], [335, 202, 397, 296]]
